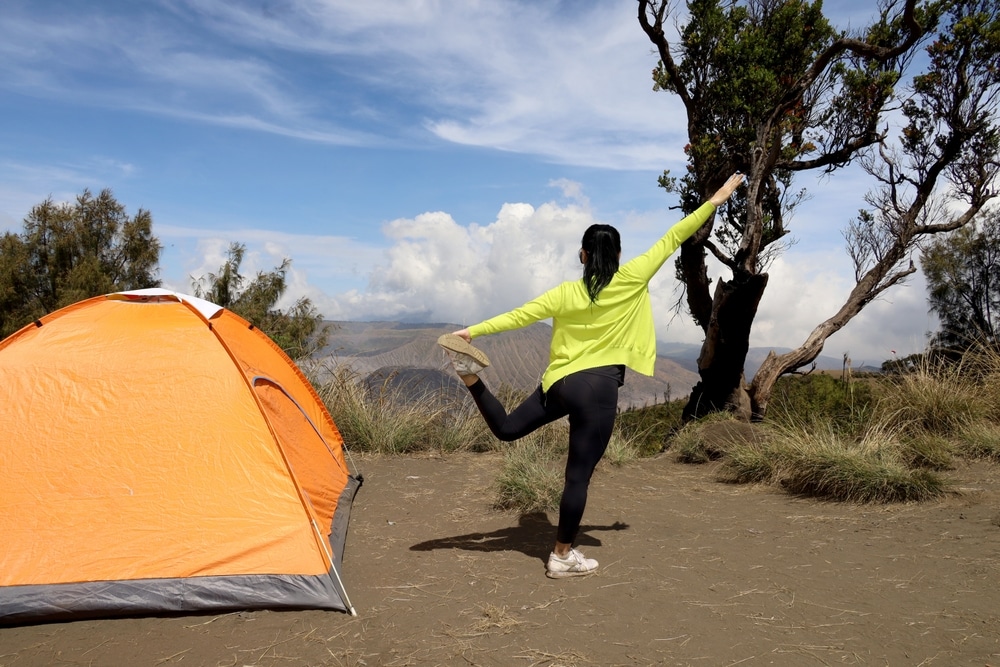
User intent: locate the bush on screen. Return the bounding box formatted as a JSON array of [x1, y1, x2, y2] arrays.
[[615, 400, 686, 455], [768, 372, 876, 434]]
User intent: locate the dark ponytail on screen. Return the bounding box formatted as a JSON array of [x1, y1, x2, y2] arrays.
[[580, 224, 621, 303]]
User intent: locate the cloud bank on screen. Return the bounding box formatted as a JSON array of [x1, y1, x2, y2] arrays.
[[296, 186, 935, 365]]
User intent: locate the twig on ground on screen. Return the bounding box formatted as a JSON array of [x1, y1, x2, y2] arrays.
[[154, 648, 191, 664]]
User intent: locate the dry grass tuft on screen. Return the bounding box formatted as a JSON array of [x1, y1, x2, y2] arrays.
[[467, 603, 525, 635], [602, 430, 649, 467], [315, 365, 495, 454], [954, 421, 1000, 460], [875, 357, 990, 437]]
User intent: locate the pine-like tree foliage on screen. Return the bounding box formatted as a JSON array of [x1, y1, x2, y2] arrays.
[[0, 189, 161, 338], [191, 242, 329, 360], [922, 211, 1000, 351]]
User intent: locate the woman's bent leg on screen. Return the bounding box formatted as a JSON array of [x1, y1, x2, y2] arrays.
[[467, 380, 566, 441]]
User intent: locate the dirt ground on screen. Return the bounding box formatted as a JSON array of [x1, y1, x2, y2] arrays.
[[2, 453, 999, 667]]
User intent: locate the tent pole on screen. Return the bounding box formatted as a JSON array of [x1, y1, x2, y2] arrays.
[[312, 518, 357, 616]]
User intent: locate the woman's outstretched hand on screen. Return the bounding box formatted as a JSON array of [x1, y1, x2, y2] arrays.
[[451, 328, 472, 342], [709, 172, 745, 207]]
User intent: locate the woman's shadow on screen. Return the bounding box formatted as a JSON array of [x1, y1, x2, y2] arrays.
[[409, 512, 629, 563]]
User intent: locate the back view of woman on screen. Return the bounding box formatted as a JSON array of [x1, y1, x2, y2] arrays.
[[439, 172, 744, 578]]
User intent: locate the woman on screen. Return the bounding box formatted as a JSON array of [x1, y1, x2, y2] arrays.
[[439, 172, 744, 578]]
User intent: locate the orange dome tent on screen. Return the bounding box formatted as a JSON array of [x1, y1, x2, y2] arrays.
[[0, 289, 360, 624]]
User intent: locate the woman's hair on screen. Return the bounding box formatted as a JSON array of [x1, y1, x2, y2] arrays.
[[580, 224, 621, 303]]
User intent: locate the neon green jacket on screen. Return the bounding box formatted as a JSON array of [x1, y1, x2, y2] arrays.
[[468, 202, 717, 391]]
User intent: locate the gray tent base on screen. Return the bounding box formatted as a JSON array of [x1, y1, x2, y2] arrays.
[[1, 474, 362, 625], [0, 570, 349, 625]]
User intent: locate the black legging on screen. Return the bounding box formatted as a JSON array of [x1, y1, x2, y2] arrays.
[[467, 370, 619, 545]]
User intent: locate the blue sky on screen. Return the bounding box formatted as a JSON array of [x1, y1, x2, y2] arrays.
[[1, 0, 939, 365]]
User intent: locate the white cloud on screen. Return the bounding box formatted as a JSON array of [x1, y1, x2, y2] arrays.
[[324, 198, 595, 322], [748, 250, 934, 364], [548, 178, 589, 206], [825, 277, 938, 367]]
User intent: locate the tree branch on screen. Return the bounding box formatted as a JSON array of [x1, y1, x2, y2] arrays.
[[916, 202, 991, 235], [704, 238, 738, 271], [780, 129, 886, 171], [769, 0, 923, 126], [637, 0, 693, 111]]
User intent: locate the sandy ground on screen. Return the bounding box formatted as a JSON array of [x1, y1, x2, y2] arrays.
[[2, 453, 999, 667]]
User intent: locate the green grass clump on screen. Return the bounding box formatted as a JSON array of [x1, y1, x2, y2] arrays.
[[670, 412, 759, 464], [875, 364, 988, 437], [670, 412, 743, 464], [776, 442, 944, 503], [721, 421, 946, 503], [492, 428, 649, 513], [493, 429, 567, 512], [602, 430, 651, 466], [898, 433, 956, 470], [954, 422, 1000, 461]]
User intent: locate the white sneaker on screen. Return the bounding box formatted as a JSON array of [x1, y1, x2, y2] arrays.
[[437, 334, 490, 377], [546, 548, 598, 579]]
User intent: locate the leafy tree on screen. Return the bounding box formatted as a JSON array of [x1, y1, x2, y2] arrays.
[[638, 0, 1000, 420], [0, 188, 161, 338], [921, 209, 1000, 350], [881, 350, 926, 374], [191, 242, 329, 360]]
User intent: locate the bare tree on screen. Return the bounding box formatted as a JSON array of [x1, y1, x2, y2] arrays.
[[638, 0, 999, 420]]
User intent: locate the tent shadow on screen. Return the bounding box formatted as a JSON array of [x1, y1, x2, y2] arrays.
[[409, 512, 629, 563]]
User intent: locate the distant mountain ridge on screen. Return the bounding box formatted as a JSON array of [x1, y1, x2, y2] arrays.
[[315, 321, 865, 409]]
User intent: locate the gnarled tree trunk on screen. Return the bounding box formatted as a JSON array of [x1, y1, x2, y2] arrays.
[[684, 272, 768, 422]]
